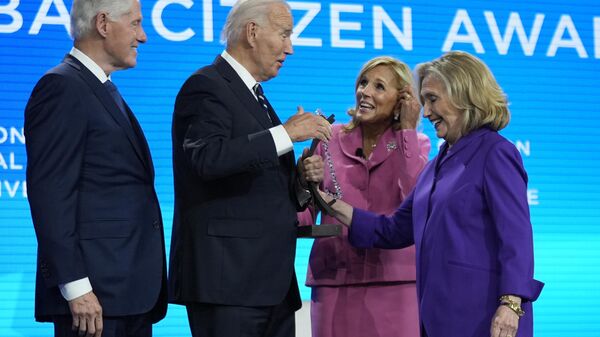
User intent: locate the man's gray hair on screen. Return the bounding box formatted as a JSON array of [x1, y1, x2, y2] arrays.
[[221, 0, 290, 46], [70, 0, 135, 40]]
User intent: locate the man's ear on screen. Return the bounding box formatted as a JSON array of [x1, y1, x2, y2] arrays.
[[95, 12, 110, 38], [246, 21, 258, 47]]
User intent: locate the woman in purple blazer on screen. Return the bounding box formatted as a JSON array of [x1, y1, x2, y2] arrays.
[[298, 56, 430, 337], [317, 51, 544, 337]]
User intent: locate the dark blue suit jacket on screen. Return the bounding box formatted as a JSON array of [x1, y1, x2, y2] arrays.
[[25, 55, 167, 322], [168, 56, 301, 309]]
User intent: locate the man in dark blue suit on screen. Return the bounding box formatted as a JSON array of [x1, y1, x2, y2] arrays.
[[24, 1, 167, 336], [168, 1, 331, 336]]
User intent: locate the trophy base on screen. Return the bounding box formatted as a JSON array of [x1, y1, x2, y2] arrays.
[[297, 224, 343, 238]]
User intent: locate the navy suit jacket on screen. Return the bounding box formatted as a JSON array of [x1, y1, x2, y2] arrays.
[[168, 56, 301, 309], [25, 55, 167, 322]]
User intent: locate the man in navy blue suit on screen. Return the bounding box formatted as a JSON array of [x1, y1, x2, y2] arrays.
[[25, 1, 167, 336], [168, 1, 331, 336]]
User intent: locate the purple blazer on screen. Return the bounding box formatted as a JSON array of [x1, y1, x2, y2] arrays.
[[350, 128, 544, 337], [299, 124, 430, 286]]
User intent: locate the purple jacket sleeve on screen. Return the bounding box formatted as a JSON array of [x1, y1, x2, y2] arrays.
[[349, 191, 415, 249], [483, 141, 544, 302]]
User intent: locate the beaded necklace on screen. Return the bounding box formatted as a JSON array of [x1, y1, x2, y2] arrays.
[[322, 140, 343, 200], [315, 108, 343, 200]]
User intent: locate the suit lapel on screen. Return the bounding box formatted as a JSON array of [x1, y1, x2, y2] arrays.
[[213, 56, 295, 171], [435, 128, 488, 169], [366, 128, 400, 169], [338, 127, 400, 169], [338, 127, 364, 161], [214, 56, 273, 129], [415, 128, 490, 253], [64, 55, 152, 176], [123, 101, 155, 177]]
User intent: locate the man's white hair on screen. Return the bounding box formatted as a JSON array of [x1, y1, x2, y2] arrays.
[[220, 0, 290, 46], [70, 0, 135, 40]]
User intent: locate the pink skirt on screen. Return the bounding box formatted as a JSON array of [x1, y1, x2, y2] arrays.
[[310, 282, 419, 337]]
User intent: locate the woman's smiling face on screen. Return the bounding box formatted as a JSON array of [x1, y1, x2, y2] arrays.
[[420, 74, 463, 145], [354, 65, 400, 126]]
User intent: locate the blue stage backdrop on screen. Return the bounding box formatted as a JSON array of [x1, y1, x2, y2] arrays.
[[1, 0, 599, 336]]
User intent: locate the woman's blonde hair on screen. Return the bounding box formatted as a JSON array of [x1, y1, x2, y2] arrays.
[[344, 56, 413, 132], [416, 51, 510, 134]]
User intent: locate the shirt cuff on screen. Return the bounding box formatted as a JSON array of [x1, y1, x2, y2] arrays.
[[59, 277, 93, 301], [269, 125, 293, 156]]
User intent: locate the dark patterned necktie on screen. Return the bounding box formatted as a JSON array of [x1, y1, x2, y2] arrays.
[[253, 83, 280, 126], [104, 80, 131, 126], [104, 80, 151, 168]]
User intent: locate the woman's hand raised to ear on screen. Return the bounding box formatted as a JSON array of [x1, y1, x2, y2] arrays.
[[397, 85, 421, 130]]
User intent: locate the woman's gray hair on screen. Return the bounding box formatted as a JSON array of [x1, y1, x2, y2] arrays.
[[220, 0, 290, 46], [70, 0, 135, 40]]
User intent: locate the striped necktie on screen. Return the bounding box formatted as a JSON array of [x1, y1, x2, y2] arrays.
[[253, 83, 278, 125]]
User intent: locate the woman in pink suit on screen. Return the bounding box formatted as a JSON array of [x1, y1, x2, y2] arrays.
[[298, 56, 431, 337]]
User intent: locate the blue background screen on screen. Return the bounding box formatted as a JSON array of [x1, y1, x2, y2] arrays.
[[1, 0, 599, 335]]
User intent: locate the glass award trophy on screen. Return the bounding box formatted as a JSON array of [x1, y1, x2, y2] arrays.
[[297, 111, 343, 238]]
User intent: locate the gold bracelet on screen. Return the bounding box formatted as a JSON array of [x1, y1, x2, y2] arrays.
[[499, 295, 525, 318]]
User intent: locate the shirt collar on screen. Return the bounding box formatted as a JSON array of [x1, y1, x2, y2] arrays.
[[69, 47, 110, 83], [221, 50, 258, 97]]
